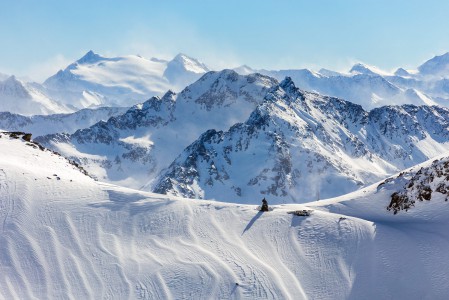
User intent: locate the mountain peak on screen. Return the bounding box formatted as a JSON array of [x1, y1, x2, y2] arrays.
[[162, 89, 176, 101], [76, 50, 103, 64], [394, 68, 411, 77], [170, 53, 209, 73], [0, 75, 30, 98], [233, 64, 256, 75], [5, 74, 18, 82], [279, 76, 297, 93], [349, 62, 391, 76], [418, 52, 449, 77]]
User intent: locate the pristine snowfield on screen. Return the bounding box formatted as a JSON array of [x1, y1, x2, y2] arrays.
[[2, 132, 449, 299]]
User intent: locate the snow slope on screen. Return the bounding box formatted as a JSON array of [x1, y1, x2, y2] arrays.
[[2, 132, 449, 299], [418, 52, 449, 78], [163, 53, 210, 89], [44, 51, 209, 109], [0, 76, 71, 116]]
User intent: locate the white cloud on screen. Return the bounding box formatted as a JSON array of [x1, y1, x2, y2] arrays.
[[117, 16, 243, 71], [23, 54, 73, 83]]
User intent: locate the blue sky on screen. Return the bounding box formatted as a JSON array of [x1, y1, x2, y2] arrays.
[[2, 0, 449, 81]]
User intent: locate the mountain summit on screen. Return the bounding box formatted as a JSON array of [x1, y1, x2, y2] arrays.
[[153, 77, 449, 203], [75, 50, 104, 65], [163, 53, 210, 89], [43, 52, 210, 109], [418, 52, 449, 77]]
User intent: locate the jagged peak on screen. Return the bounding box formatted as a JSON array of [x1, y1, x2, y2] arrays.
[[350, 62, 392, 77], [140, 96, 161, 110], [4, 75, 20, 83], [195, 69, 239, 84], [279, 76, 296, 91], [0, 75, 30, 98], [394, 68, 411, 77], [169, 53, 209, 73], [76, 50, 103, 65], [138, 91, 176, 114], [2, 75, 26, 88], [161, 90, 176, 101]]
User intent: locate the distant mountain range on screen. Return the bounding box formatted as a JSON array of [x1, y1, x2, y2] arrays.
[[34, 72, 449, 203], [0, 51, 209, 115], [153, 77, 449, 203], [3, 51, 449, 115], [235, 55, 449, 110], [36, 70, 277, 190], [3, 50, 449, 203], [5, 51, 449, 300]]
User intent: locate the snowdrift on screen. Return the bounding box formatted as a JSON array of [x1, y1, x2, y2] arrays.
[[1, 133, 449, 299]]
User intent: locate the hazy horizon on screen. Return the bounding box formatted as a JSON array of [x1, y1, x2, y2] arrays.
[[2, 0, 449, 82]]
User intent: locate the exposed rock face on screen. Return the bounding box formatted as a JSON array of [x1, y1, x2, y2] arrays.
[[36, 70, 278, 189], [387, 158, 449, 214], [153, 78, 449, 204]]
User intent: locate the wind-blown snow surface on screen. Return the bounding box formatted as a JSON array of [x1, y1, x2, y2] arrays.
[[44, 51, 209, 109], [2, 132, 449, 299]]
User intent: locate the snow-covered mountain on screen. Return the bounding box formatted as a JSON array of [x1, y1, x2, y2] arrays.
[[0, 75, 71, 115], [153, 77, 449, 203], [163, 53, 210, 89], [3, 131, 449, 299], [0, 106, 127, 136], [3, 51, 449, 116], [36, 70, 278, 189], [233, 64, 257, 75], [259, 69, 437, 110], [231, 52, 449, 110], [43, 51, 210, 109], [418, 52, 449, 78], [349, 62, 393, 77]]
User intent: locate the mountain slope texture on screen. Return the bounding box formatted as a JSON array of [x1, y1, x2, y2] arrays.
[[36, 70, 278, 189], [2, 132, 449, 299], [153, 77, 449, 203]]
